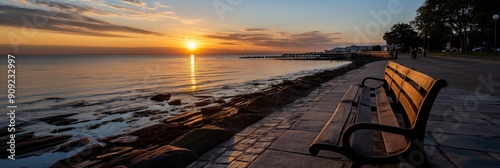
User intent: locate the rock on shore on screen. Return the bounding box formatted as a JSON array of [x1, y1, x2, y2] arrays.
[[151, 93, 171, 102], [129, 145, 199, 168], [170, 125, 233, 155]]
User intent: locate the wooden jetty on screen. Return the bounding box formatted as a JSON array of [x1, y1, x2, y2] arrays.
[[239, 53, 349, 60]]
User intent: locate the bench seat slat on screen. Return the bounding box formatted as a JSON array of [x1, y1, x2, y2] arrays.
[[351, 87, 373, 155], [375, 87, 408, 154], [314, 85, 360, 145]]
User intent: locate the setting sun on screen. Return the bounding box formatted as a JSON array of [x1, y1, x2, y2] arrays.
[[188, 41, 197, 51]]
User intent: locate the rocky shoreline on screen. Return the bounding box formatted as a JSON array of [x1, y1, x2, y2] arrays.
[[1, 54, 385, 168]]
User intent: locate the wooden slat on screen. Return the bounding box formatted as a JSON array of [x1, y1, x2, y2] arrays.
[[394, 64, 411, 76], [315, 85, 360, 145], [386, 61, 399, 71], [401, 82, 425, 109], [384, 75, 393, 89], [375, 87, 408, 154], [398, 93, 418, 126], [351, 87, 373, 156], [388, 70, 406, 97], [341, 85, 360, 102], [406, 70, 435, 92]]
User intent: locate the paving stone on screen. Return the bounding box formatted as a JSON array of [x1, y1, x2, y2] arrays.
[[221, 150, 243, 157], [425, 146, 455, 168], [482, 125, 500, 135], [428, 114, 450, 122], [215, 155, 236, 164], [266, 132, 284, 138], [426, 121, 496, 136], [231, 144, 251, 151], [488, 113, 500, 119], [236, 127, 257, 136], [299, 111, 333, 121], [441, 147, 500, 168], [239, 138, 257, 145], [187, 161, 208, 168], [275, 125, 291, 129], [203, 163, 228, 168], [268, 130, 313, 154], [268, 130, 345, 159], [488, 119, 500, 125], [453, 117, 491, 125], [424, 132, 437, 146], [245, 147, 266, 154], [257, 137, 276, 142], [218, 136, 245, 147], [456, 112, 490, 119], [236, 153, 259, 162], [290, 119, 326, 132], [262, 122, 279, 127], [488, 152, 500, 162], [253, 142, 272, 148], [248, 150, 345, 168], [308, 104, 336, 113], [251, 129, 270, 136], [227, 161, 249, 168], [432, 133, 500, 153], [200, 147, 227, 161]]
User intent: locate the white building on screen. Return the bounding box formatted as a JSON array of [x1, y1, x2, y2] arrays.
[[325, 45, 383, 53]]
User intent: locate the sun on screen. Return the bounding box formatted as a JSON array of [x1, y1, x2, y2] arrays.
[[188, 41, 197, 51]]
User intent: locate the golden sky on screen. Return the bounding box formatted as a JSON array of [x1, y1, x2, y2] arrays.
[[0, 0, 423, 55]]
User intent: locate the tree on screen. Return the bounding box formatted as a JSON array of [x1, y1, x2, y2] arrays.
[[470, 0, 500, 50], [383, 23, 419, 51], [372, 45, 382, 51], [413, 0, 500, 53]]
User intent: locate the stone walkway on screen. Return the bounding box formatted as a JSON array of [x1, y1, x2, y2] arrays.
[[189, 54, 500, 168]]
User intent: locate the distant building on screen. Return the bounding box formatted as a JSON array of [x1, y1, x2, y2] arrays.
[[324, 45, 385, 53]]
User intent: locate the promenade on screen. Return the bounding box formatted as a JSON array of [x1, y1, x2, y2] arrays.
[[189, 53, 500, 168]]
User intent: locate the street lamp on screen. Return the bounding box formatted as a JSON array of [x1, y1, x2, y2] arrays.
[[423, 31, 426, 57], [494, 14, 499, 56], [427, 36, 430, 55]]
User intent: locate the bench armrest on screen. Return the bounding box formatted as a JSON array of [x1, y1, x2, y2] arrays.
[[342, 123, 414, 148], [361, 77, 385, 88]]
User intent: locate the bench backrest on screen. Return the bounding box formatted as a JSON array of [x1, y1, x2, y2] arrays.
[[383, 61, 447, 130]]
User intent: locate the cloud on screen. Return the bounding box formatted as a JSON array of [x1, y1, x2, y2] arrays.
[[28, 0, 113, 15], [121, 0, 145, 7], [19, 0, 199, 25], [0, 5, 163, 37], [153, 2, 169, 9], [243, 28, 270, 32], [205, 30, 341, 47], [219, 42, 238, 45]]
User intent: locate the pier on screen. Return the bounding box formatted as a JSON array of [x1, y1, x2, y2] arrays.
[[239, 53, 350, 60]]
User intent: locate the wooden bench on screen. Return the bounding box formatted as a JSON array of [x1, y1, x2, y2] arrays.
[[309, 61, 447, 167]]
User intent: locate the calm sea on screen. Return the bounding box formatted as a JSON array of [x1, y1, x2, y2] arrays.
[[0, 55, 350, 167]]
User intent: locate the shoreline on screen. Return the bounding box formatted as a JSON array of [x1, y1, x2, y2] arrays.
[[3, 54, 386, 167]]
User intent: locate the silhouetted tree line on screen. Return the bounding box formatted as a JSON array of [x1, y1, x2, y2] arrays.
[[384, 0, 500, 53]]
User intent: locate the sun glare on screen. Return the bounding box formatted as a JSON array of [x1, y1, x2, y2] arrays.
[[188, 41, 197, 51]]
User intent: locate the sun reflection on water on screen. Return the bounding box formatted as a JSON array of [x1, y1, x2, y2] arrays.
[[190, 54, 197, 91]]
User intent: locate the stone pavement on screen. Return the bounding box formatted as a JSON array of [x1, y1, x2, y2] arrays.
[[188, 54, 500, 168]]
